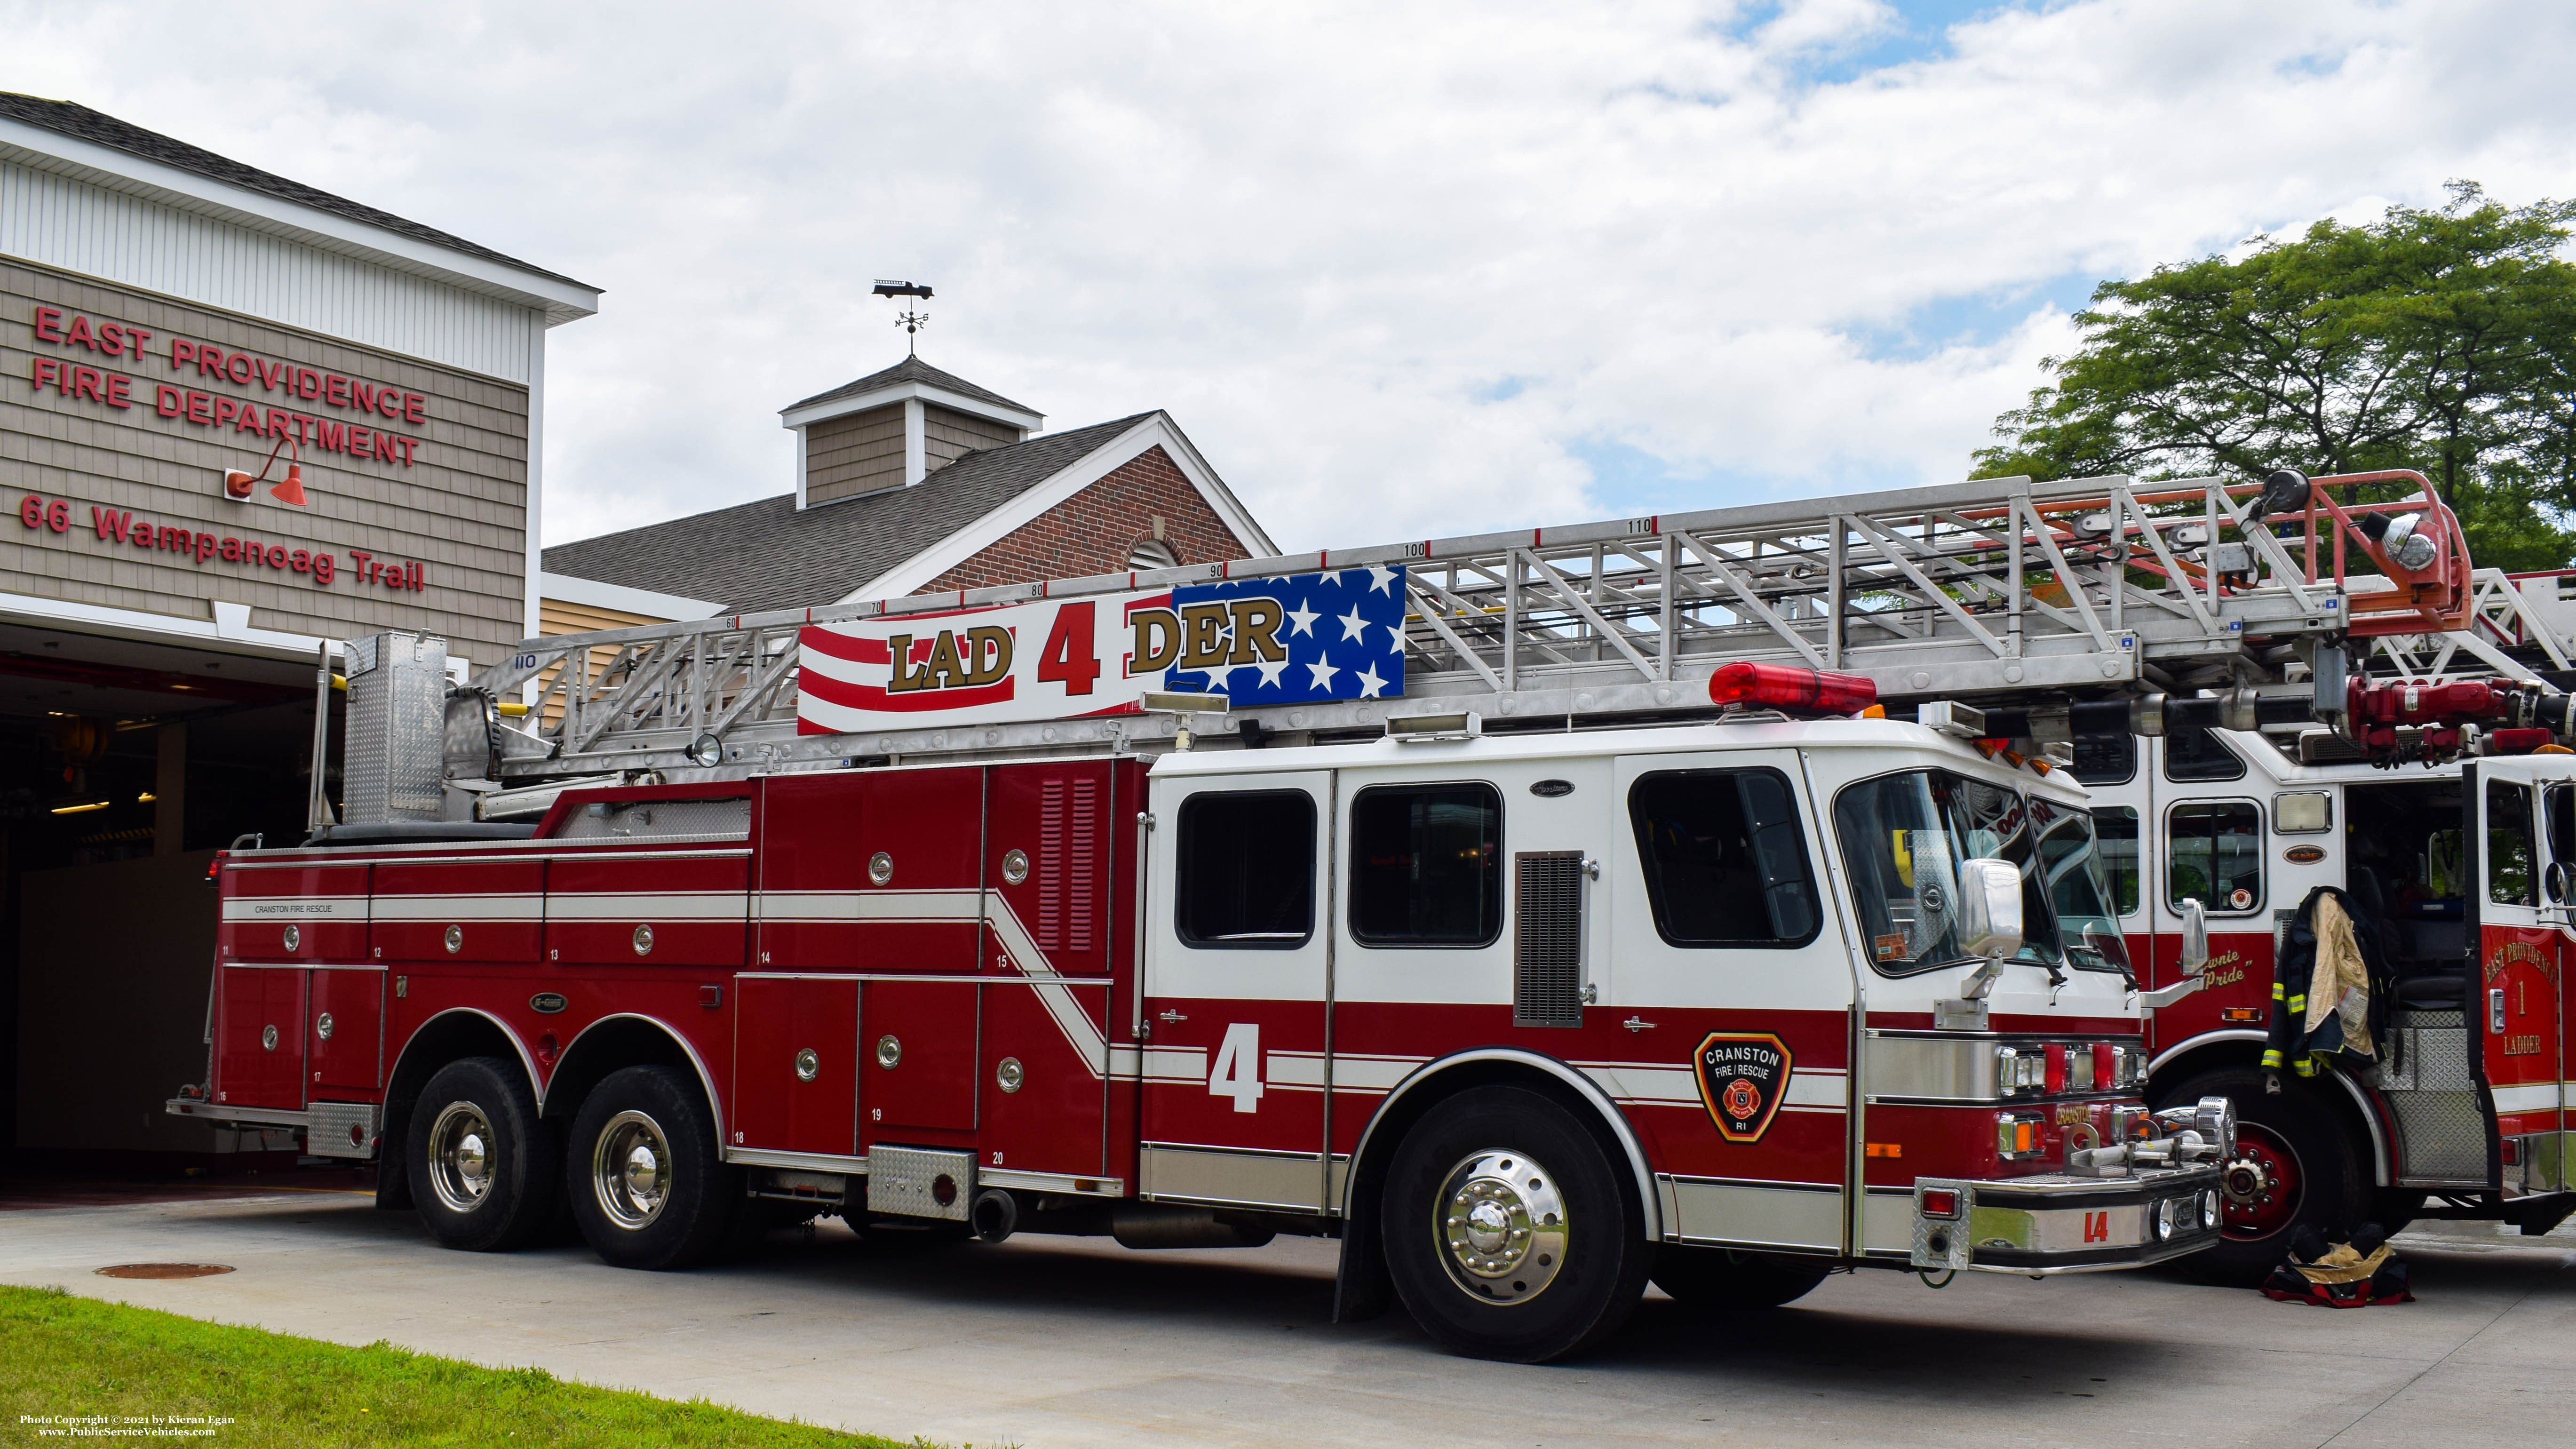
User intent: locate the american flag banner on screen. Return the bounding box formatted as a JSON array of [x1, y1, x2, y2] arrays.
[[794, 566, 1408, 734]]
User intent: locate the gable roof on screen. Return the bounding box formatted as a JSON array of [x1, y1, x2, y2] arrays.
[[782, 355, 1041, 419], [543, 414, 1155, 615], [0, 92, 596, 295]]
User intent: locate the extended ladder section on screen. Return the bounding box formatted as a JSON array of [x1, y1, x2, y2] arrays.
[[468, 470, 2467, 781]]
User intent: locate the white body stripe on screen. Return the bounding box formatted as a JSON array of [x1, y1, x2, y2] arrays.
[[222, 896, 369, 922], [369, 894, 544, 922], [2492, 1083, 2559, 1114], [545, 892, 747, 923]]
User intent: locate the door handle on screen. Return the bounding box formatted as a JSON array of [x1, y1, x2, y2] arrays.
[[1158, 1010, 1188, 1024], [1622, 1016, 1657, 1032]]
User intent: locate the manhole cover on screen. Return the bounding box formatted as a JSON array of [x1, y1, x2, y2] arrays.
[[95, 1264, 234, 1279]]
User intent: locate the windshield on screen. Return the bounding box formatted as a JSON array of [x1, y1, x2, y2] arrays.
[[2030, 795, 2132, 976], [1831, 769, 2064, 976]]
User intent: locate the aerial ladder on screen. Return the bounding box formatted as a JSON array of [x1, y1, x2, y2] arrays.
[[437, 468, 2485, 805]]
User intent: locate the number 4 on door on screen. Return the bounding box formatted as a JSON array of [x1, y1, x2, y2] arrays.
[[1209, 1022, 1263, 1113]]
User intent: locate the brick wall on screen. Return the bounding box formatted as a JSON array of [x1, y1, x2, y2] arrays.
[[919, 444, 1252, 593]]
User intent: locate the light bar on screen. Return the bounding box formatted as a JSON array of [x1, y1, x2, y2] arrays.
[[1708, 661, 1876, 715]]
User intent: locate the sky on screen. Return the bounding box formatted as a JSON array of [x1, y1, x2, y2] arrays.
[[4, 0, 2572, 554]]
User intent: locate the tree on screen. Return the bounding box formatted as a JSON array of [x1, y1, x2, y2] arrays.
[[1973, 183, 2576, 571]]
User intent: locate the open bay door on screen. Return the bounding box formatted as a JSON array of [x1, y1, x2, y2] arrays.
[[2470, 760, 2572, 1192]]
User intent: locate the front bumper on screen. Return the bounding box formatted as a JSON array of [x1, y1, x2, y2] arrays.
[[1910, 1165, 2225, 1274]]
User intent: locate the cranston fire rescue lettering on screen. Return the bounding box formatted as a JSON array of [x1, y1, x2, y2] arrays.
[[796, 566, 1409, 731], [1693, 1031, 1792, 1144]]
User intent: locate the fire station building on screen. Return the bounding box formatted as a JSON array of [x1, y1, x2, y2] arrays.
[[0, 94, 600, 1162]]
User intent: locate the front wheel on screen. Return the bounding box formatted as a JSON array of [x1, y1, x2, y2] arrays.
[[566, 1066, 741, 1270], [408, 1057, 558, 1252], [2158, 1067, 2361, 1286], [1380, 1085, 1649, 1362], [1651, 1245, 1829, 1309]]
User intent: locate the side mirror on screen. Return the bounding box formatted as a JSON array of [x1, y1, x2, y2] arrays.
[[1954, 858, 2025, 960], [2546, 859, 2572, 906], [2179, 899, 2210, 975]]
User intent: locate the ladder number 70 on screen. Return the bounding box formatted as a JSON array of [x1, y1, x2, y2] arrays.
[[1209, 1023, 1264, 1114]]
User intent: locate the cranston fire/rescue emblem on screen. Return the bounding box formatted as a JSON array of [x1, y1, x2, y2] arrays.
[[1693, 1031, 1792, 1144]]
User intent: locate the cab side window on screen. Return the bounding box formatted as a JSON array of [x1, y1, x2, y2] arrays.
[[2168, 801, 2261, 914], [1627, 769, 1819, 947], [2164, 724, 2248, 782], [1349, 783, 1502, 947], [1175, 791, 1315, 948], [2489, 779, 2536, 908]]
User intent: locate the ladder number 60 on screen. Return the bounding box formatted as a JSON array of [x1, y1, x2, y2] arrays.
[[1209, 1023, 1263, 1114]]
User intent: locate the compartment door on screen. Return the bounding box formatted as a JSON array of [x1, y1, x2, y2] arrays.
[[733, 976, 859, 1156], [214, 966, 306, 1111], [308, 968, 384, 1097], [2474, 762, 2568, 1162], [861, 979, 980, 1138], [980, 762, 1116, 1180]]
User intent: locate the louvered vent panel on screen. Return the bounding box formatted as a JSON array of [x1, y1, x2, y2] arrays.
[[1070, 778, 1097, 951], [1514, 851, 1585, 1027], [1039, 780, 1065, 950]]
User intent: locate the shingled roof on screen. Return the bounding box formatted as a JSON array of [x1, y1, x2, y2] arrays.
[[544, 414, 1154, 614], [783, 355, 1040, 419], [0, 92, 594, 292]]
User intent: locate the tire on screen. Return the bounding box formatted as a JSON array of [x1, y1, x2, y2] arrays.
[[407, 1057, 559, 1252], [1380, 1085, 1650, 1362], [566, 1065, 742, 1270], [1651, 1245, 1829, 1310], [2157, 1067, 2361, 1286]]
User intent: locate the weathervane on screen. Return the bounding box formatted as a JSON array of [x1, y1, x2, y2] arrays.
[[872, 279, 933, 355]]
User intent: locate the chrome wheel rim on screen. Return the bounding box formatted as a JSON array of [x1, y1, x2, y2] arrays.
[[425, 1101, 496, 1214], [592, 1109, 672, 1231], [1435, 1148, 1569, 1305]]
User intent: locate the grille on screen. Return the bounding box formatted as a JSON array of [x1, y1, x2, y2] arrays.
[[342, 631, 448, 824], [1514, 851, 1586, 1027]]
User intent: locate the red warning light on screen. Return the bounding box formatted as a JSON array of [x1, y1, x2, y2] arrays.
[[1708, 661, 1878, 715]]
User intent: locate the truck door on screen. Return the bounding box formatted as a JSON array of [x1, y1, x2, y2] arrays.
[[1610, 749, 1851, 1252], [2470, 761, 2569, 1177], [1139, 769, 1332, 1211]]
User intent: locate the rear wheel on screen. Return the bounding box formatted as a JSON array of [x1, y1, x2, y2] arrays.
[[566, 1066, 741, 1270], [408, 1057, 558, 1252], [1380, 1085, 1649, 1362], [1651, 1245, 1829, 1309], [2159, 1067, 2361, 1285]]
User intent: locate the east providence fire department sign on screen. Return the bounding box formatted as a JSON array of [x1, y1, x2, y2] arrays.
[[796, 567, 1408, 732], [1693, 1032, 1792, 1144]]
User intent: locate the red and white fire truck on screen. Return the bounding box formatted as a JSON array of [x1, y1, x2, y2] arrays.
[[2072, 582, 2576, 1281], [171, 468, 2482, 1359]]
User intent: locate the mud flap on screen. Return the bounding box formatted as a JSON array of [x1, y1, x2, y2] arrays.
[[1332, 1192, 1392, 1322]]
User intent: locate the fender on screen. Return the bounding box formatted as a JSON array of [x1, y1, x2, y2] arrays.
[[1343, 1046, 1663, 1240], [2149, 1026, 2393, 1189], [387, 1007, 543, 1104], [547, 1011, 729, 1146]]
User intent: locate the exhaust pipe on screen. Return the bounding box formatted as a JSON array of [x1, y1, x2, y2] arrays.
[[971, 1188, 1018, 1245]]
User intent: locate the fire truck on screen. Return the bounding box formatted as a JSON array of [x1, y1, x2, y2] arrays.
[[168, 468, 2481, 1360], [2078, 565, 2576, 1281]]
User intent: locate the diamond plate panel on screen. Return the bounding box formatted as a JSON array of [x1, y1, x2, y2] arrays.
[[866, 1145, 974, 1221], [306, 1101, 380, 1160]]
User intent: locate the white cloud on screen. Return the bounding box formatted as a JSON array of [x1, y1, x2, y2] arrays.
[[4, 0, 2568, 553]]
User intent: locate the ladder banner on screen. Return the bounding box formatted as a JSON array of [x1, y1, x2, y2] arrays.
[[795, 566, 1408, 733]]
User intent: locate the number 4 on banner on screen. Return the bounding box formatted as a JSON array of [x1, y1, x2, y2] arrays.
[[1208, 1022, 1263, 1113], [1037, 600, 1099, 695]]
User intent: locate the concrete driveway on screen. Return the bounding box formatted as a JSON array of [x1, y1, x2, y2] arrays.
[[1, 1191, 2570, 1448]]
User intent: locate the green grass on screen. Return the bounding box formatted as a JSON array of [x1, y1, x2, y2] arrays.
[[0, 1285, 939, 1447]]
